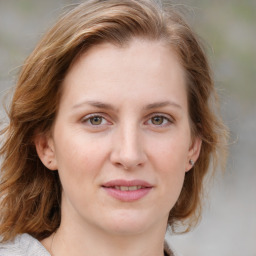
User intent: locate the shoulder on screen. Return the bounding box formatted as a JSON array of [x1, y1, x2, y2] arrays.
[[0, 233, 50, 256]]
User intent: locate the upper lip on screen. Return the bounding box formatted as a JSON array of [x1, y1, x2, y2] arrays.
[[102, 179, 153, 188]]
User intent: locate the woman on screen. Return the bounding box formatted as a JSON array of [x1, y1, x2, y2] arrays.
[[0, 0, 228, 255]]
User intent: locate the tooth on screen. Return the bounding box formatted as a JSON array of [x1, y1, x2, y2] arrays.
[[128, 186, 138, 191], [120, 186, 129, 191], [113, 185, 144, 191]]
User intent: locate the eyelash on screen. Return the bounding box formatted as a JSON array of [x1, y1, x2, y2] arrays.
[[145, 114, 174, 127], [81, 113, 174, 128], [81, 113, 110, 127]]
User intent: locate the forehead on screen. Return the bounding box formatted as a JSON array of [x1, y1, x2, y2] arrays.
[[68, 38, 183, 75], [61, 38, 187, 109]]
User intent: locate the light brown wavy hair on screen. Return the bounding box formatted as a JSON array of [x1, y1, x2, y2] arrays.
[[0, 0, 228, 242]]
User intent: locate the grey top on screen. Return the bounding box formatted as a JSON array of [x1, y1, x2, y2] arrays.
[[0, 233, 181, 256], [0, 234, 50, 256]]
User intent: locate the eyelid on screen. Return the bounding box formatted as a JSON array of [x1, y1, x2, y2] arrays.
[[144, 113, 174, 126], [81, 113, 112, 126], [80, 112, 174, 127]]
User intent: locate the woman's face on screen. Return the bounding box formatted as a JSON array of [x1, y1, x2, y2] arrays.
[[38, 39, 201, 236]]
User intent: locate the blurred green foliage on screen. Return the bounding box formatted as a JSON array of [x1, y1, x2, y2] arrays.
[[1, 0, 255, 103]]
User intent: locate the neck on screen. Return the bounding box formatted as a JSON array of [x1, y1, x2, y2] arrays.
[[41, 193, 170, 256], [45, 218, 167, 256]]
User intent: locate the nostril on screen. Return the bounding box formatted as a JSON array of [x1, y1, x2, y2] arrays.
[[113, 161, 145, 170], [109, 138, 147, 170], [114, 162, 129, 170]]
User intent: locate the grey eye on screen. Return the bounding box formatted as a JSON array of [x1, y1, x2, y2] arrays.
[[89, 116, 103, 125], [151, 116, 164, 125]]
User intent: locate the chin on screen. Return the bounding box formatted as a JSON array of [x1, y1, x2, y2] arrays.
[[100, 209, 159, 236]]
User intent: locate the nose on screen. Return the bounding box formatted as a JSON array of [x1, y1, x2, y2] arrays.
[[110, 123, 147, 170]]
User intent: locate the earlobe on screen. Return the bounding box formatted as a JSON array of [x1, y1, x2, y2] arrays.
[[186, 137, 202, 172], [34, 134, 58, 171]]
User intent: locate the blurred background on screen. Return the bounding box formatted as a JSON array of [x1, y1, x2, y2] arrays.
[[0, 0, 255, 255]]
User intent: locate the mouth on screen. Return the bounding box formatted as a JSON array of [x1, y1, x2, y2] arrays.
[[102, 180, 153, 202], [110, 185, 145, 191]]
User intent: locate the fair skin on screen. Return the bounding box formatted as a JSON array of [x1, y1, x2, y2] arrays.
[[36, 38, 201, 256]]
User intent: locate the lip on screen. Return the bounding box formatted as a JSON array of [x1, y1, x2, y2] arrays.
[[102, 179, 153, 202]]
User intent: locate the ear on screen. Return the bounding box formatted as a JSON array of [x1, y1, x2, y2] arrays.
[[186, 136, 202, 172], [34, 133, 58, 171]]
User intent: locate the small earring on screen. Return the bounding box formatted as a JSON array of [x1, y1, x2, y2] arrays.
[[189, 159, 194, 166]]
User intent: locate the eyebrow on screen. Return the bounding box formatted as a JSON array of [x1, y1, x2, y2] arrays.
[[72, 100, 182, 111], [72, 100, 116, 110], [143, 101, 182, 110]]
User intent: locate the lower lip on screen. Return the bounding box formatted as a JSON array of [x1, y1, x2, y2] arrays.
[[102, 187, 152, 202]]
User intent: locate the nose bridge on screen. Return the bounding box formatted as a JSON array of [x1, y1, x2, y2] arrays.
[[111, 120, 146, 169]]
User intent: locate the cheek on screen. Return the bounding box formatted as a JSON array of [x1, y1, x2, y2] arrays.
[[149, 133, 191, 171], [158, 147, 186, 191], [53, 136, 105, 206], [54, 132, 115, 199], [148, 133, 190, 201], [53, 130, 106, 182], [157, 149, 187, 212]]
